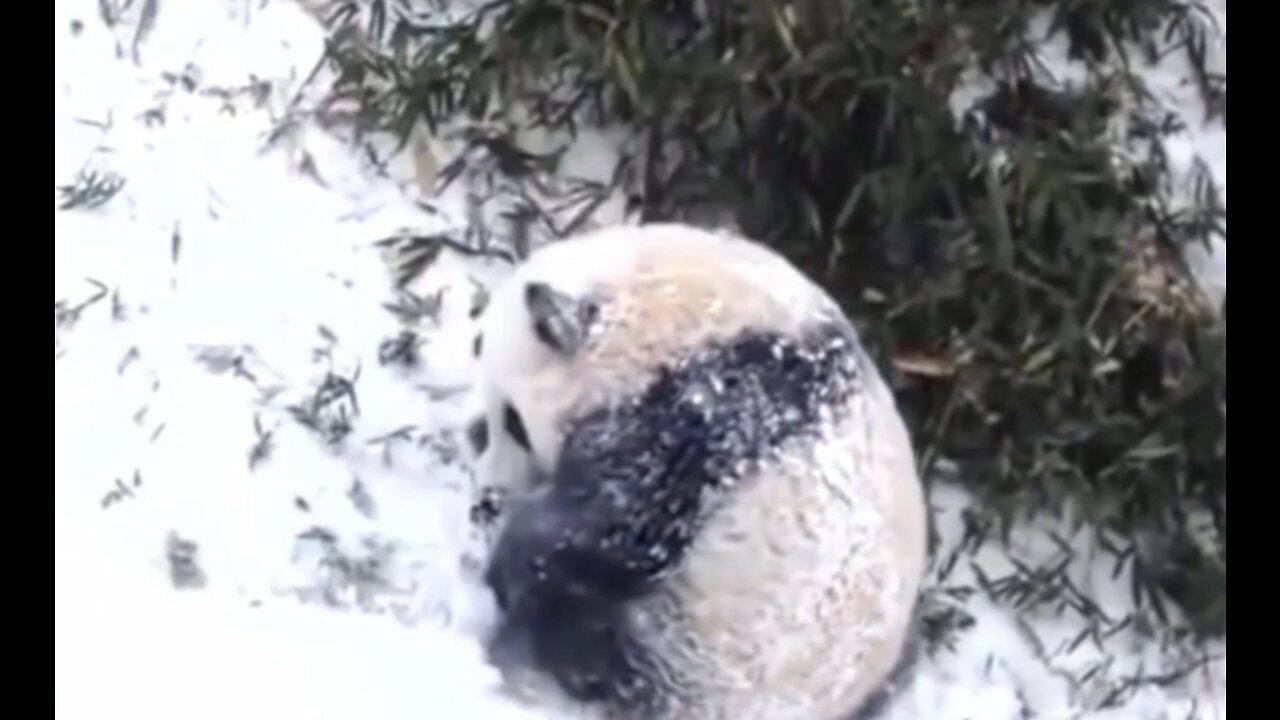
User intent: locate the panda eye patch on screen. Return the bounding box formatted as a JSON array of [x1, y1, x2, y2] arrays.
[[466, 416, 490, 456], [503, 403, 531, 451]]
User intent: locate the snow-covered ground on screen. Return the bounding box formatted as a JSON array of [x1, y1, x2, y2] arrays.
[[54, 2, 1224, 719]]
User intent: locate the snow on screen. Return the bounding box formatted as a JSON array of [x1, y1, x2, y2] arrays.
[[54, 2, 1224, 719], [56, 496, 539, 720], [55, 2, 536, 717]]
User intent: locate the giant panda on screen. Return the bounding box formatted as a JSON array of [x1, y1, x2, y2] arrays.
[[464, 222, 927, 720]]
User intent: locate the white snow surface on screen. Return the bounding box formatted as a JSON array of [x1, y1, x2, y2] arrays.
[[54, 2, 1224, 719]]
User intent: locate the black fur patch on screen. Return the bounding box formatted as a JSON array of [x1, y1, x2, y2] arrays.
[[473, 333, 484, 358], [503, 403, 531, 451], [525, 281, 599, 356], [533, 319, 561, 353], [466, 416, 489, 456], [488, 587, 666, 712], [484, 323, 863, 712]]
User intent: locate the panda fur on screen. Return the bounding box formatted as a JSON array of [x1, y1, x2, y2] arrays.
[[466, 223, 927, 720]]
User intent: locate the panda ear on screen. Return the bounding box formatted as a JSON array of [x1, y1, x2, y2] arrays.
[[524, 281, 597, 356]]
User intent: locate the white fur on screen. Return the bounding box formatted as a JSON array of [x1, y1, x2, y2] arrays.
[[472, 222, 927, 720]]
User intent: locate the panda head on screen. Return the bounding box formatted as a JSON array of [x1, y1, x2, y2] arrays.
[[465, 222, 843, 483]]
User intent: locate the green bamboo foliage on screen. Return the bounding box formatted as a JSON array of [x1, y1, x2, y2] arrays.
[[318, 0, 1226, 636]]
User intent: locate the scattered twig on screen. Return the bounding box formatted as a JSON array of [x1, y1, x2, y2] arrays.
[[166, 530, 206, 589], [55, 279, 111, 330], [130, 0, 159, 64], [347, 477, 377, 519], [101, 474, 138, 509], [287, 362, 362, 447], [171, 223, 182, 264], [367, 425, 416, 465], [116, 346, 140, 376], [377, 329, 423, 367], [57, 169, 125, 210], [248, 413, 276, 470], [382, 288, 445, 325]]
